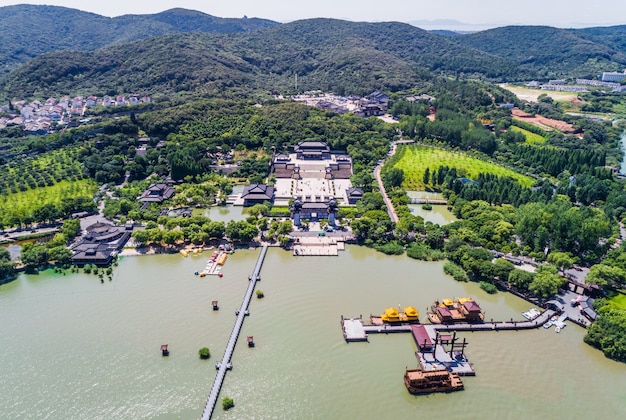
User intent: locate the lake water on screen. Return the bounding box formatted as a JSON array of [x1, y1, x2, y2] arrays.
[[1, 246, 625, 419], [407, 190, 457, 225], [194, 206, 249, 224], [192, 186, 250, 223], [619, 131, 626, 175]]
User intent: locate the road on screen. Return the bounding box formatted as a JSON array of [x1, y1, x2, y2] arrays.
[[373, 139, 413, 224]]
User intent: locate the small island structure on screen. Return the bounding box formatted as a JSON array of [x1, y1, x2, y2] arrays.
[[404, 368, 464, 394], [428, 297, 485, 324]]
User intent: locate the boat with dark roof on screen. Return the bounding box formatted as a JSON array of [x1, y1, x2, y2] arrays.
[[404, 368, 464, 394], [427, 297, 484, 324]]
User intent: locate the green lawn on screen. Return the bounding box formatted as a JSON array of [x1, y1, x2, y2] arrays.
[[391, 145, 535, 190], [511, 126, 547, 145], [608, 293, 626, 311]]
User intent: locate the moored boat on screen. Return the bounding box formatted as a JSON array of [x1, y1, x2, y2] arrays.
[[428, 297, 484, 324], [404, 368, 464, 394], [373, 306, 420, 324]]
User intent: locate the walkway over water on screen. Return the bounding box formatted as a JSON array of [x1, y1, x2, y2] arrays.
[[201, 245, 268, 420], [343, 309, 556, 341], [409, 198, 448, 205]]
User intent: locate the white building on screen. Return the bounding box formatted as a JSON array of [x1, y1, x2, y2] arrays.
[[601, 70, 626, 82]]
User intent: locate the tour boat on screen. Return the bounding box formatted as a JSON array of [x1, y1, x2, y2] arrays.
[[428, 297, 484, 324], [379, 306, 419, 323], [404, 368, 464, 394]]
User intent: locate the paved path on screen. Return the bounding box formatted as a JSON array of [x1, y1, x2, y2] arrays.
[[200, 245, 268, 420], [374, 164, 399, 223], [374, 139, 415, 224]]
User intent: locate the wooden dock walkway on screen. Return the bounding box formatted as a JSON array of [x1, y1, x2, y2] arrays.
[[200, 245, 268, 420], [341, 309, 556, 341]]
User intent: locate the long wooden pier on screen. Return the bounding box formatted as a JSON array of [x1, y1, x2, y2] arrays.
[[200, 245, 268, 420], [342, 309, 556, 341]]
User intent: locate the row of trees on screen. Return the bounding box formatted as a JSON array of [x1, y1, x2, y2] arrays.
[[19, 219, 81, 269]]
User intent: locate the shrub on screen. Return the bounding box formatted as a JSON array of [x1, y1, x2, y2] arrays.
[[198, 347, 211, 359], [222, 397, 234, 410], [256, 290, 264, 298], [269, 207, 290, 217], [480, 281, 497, 294], [406, 243, 446, 261], [374, 241, 405, 255], [443, 261, 469, 282]]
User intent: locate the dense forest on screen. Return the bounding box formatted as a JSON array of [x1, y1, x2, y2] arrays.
[[0, 18, 522, 100], [455, 26, 626, 78], [2, 6, 626, 96], [0, 5, 277, 75]]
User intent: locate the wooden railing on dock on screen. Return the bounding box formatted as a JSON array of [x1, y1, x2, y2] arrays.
[[200, 245, 268, 420]]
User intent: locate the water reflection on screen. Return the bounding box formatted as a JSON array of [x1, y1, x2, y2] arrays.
[[406, 191, 457, 225]]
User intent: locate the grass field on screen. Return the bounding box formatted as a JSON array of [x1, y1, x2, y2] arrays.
[[510, 126, 547, 145], [0, 179, 98, 224], [391, 145, 535, 190], [608, 293, 626, 310]]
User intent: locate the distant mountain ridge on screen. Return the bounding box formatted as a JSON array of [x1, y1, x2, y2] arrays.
[[0, 18, 522, 99], [0, 4, 278, 74], [454, 25, 626, 78], [3, 6, 626, 99]]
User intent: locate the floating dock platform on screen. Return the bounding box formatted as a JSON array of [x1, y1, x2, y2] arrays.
[[341, 316, 368, 342], [197, 251, 229, 276]]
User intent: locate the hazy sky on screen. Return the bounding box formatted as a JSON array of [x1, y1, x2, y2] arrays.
[[1, 0, 625, 29]]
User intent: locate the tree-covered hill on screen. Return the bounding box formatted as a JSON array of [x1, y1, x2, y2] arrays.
[[0, 18, 523, 99], [0, 5, 277, 75], [575, 25, 626, 59], [455, 26, 626, 79]]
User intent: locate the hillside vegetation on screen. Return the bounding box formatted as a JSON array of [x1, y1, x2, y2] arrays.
[[455, 26, 626, 78], [0, 5, 277, 75], [0, 19, 526, 100], [3, 5, 626, 91]]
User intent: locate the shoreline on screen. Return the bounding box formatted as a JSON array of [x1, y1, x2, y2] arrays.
[[119, 244, 216, 257]]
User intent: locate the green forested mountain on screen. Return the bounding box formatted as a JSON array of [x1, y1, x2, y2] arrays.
[[0, 5, 277, 75], [575, 25, 626, 58], [455, 26, 626, 78], [0, 18, 522, 99]]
